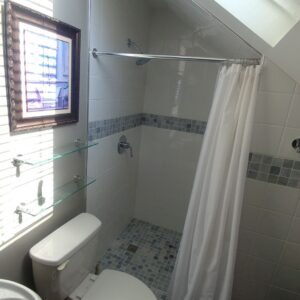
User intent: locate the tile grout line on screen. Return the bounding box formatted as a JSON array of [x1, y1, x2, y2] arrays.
[[89, 113, 300, 189], [264, 190, 300, 300], [276, 82, 298, 158]]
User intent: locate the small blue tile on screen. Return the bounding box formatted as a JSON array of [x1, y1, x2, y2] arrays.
[[99, 219, 181, 296], [283, 159, 293, 169], [293, 161, 300, 170], [270, 166, 280, 175], [278, 177, 288, 186], [262, 155, 273, 165]]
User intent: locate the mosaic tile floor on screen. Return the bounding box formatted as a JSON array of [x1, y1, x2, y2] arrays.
[[99, 219, 182, 300]]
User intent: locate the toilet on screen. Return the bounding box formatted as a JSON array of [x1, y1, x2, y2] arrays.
[[30, 213, 157, 300]]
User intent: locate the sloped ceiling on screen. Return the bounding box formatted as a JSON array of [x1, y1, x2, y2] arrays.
[[148, 0, 300, 83], [193, 0, 300, 83], [147, 0, 260, 59]]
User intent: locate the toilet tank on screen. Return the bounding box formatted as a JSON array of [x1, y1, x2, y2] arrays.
[[30, 213, 101, 300]]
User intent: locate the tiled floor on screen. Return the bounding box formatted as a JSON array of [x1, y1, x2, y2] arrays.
[[99, 219, 182, 300]]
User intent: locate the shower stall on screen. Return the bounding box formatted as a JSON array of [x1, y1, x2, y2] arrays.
[[87, 0, 259, 297], [85, 1, 289, 300]]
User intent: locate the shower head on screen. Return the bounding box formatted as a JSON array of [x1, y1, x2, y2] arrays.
[[136, 58, 151, 66], [127, 38, 151, 66]]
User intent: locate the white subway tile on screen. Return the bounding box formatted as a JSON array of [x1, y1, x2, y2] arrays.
[[273, 266, 300, 292], [237, 230, 255, 254], [245, 256, 276, 284], [135, 126, 202, 231], [234, 252, 249, 277], [286, 94, 300, 128], [233, 277, 269, 300], [263, 184, 299, 215], [255, 92, 292, 126], [244, 179, 267, 207], [296, 203, 300, 217], [259, 60, 296, 93], [251, 233, 284, 262], [258, 210, 292, 239], [240, 205, 263, 231], [251, 124, 283, 156], [278, 127, 300, 160], [268, 287, 298, 300], [281, 243, 300, 269], [288, 218, 300, 244]]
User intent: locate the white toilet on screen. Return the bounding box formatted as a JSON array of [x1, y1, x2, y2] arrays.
[[30, 213, 157, 300]]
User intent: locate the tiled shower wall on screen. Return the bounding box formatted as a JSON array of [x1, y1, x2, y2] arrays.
[[134, 9, 219, 232], [134, 9, 300, 299], [87, 4, 300, 299], [87, 0, 151, 257], [233, 61, 300, 299]]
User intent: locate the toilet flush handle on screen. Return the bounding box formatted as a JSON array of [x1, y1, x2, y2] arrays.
[[57, 260, 69, 271]]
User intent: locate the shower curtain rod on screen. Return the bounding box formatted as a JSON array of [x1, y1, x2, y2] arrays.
[[91, 49, 261, 65]]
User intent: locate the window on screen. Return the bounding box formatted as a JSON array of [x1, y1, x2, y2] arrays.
[[5, 1, 80, 133], [0, 0, 54, 249], [19, 22, 71, 118], [215, 0, 300, 46]]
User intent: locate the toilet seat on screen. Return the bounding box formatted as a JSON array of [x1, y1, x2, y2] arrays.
[[70, 270, 157, 300]]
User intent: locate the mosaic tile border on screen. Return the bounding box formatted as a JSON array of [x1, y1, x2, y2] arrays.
[[88, 113, 300, 189], [247, 153, 300, 188], [141, 113, 207, 134], [88, 113, 207, 141], [88, 114, 142, 140]]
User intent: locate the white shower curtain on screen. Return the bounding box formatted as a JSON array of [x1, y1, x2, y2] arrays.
[[168, 63, 261, 300]]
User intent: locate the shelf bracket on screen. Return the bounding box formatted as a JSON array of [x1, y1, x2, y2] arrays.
[[73, 174, 82, 184], [15, 207, 23, 224], [12, 158, 24, 177]]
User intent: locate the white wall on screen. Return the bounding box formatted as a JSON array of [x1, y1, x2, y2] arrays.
[[135, 127, 203, 231], [0, 0, 89, 287], [88, 0, 150, 121], [134, 10, 219, 232], [132, 8, 300, 299], [251, 60, 300, 159], [233, 60, 300, 300], [196, 0, 300, 84], [87, 0, 151, 257]]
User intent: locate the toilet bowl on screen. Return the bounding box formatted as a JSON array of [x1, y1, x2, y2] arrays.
[[30, 213, 156, 300]]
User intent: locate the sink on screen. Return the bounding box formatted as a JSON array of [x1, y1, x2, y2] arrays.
[[0, 279, 41, 300]]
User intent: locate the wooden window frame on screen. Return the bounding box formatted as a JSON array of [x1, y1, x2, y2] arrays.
[[4, 1, 81, 133]]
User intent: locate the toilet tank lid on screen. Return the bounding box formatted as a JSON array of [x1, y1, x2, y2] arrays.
[[30, 213, 101, 266]]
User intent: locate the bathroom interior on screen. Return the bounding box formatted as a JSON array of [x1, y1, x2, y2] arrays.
[[1, 0, 300, 299]]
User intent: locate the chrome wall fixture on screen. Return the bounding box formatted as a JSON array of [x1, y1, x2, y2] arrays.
[[127, 38, 151, 65], [91, 49, 261, 65], [91, 38, 261, 66], [118, 135, 133, 157], [37, 180, 45, 206], [292, 138, 300, 153]]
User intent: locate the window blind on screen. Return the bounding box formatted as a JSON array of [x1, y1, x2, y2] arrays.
[[0, 0, 54, 248]]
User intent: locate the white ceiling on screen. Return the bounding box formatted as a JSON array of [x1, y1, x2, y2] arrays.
[[195, 0, 300, 83], [147, 0, 261, 59], [147, 0, 300, 84]]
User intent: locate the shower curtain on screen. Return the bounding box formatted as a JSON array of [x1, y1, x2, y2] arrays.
[[168, 63, 261, 300]]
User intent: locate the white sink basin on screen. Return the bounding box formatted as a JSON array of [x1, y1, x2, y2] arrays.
[[0, 279, 41, 300]]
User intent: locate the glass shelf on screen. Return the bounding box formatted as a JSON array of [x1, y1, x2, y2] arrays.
[[17, 176, 96, 217], [13, 140, 98, 167]]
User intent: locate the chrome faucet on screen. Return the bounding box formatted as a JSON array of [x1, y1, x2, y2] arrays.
[[118, 135, 133, 158], [37, 180, 45, 206]]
